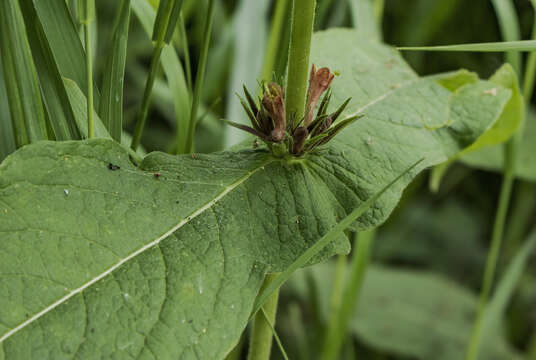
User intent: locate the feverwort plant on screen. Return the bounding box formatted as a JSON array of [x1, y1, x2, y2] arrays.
[[0, 0, 535, 360]]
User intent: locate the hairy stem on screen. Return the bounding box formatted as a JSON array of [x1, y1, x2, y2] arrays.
[[321, 230, 375, 360], [285, 0, 316, 127], [248, 274, 280, 360]]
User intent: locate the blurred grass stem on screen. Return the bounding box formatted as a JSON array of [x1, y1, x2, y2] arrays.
[[182, 0, 214, 154], [321, 230, 375, 360]]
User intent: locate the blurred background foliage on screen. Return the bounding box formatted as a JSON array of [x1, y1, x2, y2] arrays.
[[1, 0, 535, 359]]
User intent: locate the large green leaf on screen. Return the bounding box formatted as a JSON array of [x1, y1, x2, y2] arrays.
[[0, 29, 512, 358]]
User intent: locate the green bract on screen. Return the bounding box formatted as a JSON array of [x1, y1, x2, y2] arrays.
[[0, 29, 514, 359]]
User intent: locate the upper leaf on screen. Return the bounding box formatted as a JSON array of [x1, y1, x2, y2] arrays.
[[0, 29, 512, 359]]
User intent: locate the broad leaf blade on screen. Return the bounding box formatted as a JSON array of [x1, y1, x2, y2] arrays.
[[0, 0, 48, 146]]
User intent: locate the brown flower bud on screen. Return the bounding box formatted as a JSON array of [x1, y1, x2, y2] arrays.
[[262, 83, 286, 142], [292, 126, 309, 155], [305, 65, 334, 126]]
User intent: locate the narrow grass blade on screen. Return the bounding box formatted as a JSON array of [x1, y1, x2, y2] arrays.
[[78, 0, 96, 138], [490, 0, 521, 75], [0, 58, 16, 161], [63, 78, 111, 139], [153, 0, 184, 45], [130, 0, 187, 151], [224, 0, 270, 147], [260, 307, 290, 360], [18, 1, 81, 141], [0, 0, 48, 147], [32, 0, 100, 107], [177, 13, 192, 93], [482, 229, 536, 338], [63, 77, 144, 163], [523, 0, 536, 100], [399, 40, 536, 52], [467, 229, 536, 359], [182, 0, 215, 154], [321, 229, 375, 360], [260, 0, 289, 83], [251, 158, 425, 316], [99, 0, 131, 142]]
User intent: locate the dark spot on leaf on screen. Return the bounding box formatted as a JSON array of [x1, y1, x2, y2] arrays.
[[108, 163, 120, 171], [154, 172, 161, 178], [188, 319, 193, 324], [90, 328, 95, 333]]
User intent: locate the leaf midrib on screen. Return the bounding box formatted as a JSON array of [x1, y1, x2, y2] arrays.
[[0, 157, 274, 343]]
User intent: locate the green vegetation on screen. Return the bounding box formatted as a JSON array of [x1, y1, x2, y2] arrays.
[[0, 1, 535, 359]]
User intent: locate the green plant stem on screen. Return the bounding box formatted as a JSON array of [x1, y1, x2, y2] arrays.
[[248, 274, 280, 360], [503, 181, 536, 260], [130, 44, 164, 150], [326, 255, 346, 327], [285, 0, 316, 127], [261, 0, 288, 83], [503, 0, 536, 260], [465, 137, 518, 360], [523, 26, 536, 100], [131, 0, 181, 151], [182, 0, 214, 154], [529, 332, 536, 360], [466, 4, 524, 358], [321, 229, 375, 360], [178, 13, 192, 93], [79, 0, 95, 139]]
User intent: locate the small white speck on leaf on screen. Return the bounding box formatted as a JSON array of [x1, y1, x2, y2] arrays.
[[484, 87, 498, 96], [123, 293, 130, 300], [64, 189, 69, 196]]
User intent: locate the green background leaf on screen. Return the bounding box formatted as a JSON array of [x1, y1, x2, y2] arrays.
[[462, 109, 536, 182], [0, 29, 514, 358], [288, 264, 520, 360]]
